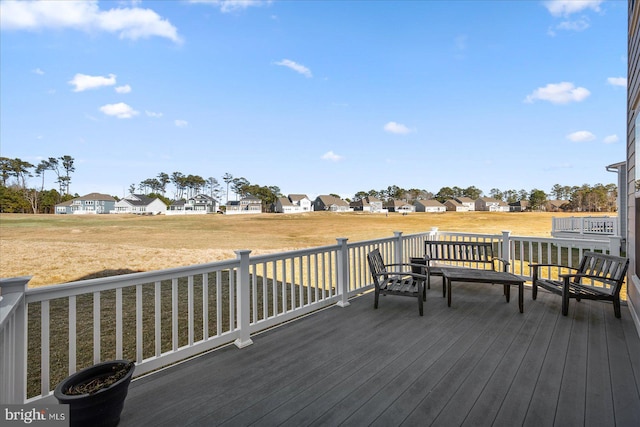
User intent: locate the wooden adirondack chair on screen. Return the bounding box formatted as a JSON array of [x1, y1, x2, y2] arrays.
[[531, 251, 629, 318], [367, 249, 426, 316]]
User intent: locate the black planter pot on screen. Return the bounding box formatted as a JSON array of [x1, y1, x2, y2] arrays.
[[54, 360, 135, 427]]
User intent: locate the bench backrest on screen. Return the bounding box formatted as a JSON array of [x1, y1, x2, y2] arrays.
[[576, 251, 629, 296], [424, 240, 495, 264]]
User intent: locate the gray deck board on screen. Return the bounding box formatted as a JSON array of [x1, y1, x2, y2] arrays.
[[119, 280, 640, 427]]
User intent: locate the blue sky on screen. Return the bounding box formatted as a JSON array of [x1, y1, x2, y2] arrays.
[[0, 0, 628, 200]]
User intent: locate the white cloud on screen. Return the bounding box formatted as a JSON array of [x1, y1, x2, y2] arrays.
[[189, 0, 269, 13], [554, 17, 590, 32], [115, 84, 132, 94], [32, 68, 44, 75], [603, 134, 619, 144], [145, 110, 163, 118], [69, 73, 116, 92], [175, 119, 188, 127], [544, 0, 603, 17], [274, 59, 312, 78], [383, 122, 412, 135], [321, 151, 344, 162], [0, 0, 181, 43], [99, 102, 139, 119], [607, 77, 627, 87], [524, 82, 590, 104], [566, 130, 596, 142]]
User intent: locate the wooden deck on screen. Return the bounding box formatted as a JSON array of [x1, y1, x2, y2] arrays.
[[120, 281, 640, 426]]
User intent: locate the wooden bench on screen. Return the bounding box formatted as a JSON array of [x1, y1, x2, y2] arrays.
[[531, 251, 629, 318], [367, 249, 426, 316], [423, 240, 508, 296]]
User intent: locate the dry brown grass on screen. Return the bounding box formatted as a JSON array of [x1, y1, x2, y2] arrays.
[[0, 211, 603, 287]]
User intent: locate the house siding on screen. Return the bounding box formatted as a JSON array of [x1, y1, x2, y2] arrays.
[[627, 0, 640, 334]]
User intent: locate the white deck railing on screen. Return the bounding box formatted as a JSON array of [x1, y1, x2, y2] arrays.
[[552, 216, 619, 237], [0, 229, 622, 404]]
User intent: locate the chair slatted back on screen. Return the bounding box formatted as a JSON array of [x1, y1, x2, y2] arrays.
[[576, 252, 629, 296], [367, 249, 387, 286]]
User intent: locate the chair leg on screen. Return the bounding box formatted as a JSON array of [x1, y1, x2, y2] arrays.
[[374, 290, 379, 309], [532, 283, 538, 300], [418, 292, 424, 316], [562, 291, 569, 316]]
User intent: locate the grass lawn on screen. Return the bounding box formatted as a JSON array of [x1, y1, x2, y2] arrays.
[[0, 211, 608, 287]]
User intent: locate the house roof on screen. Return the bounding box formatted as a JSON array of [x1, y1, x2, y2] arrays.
[[316, 195, 349, 207], [288, 194, 309, 202], [277, 197, 294, 207], [365, 196, 382, 203], [77, 192, 116, 201], [416, 199, 444, 207], [385, 199, 412, 208], [445, 199, 463, 206], [455, 197, 475, 203], [547, 200, 570, 208]]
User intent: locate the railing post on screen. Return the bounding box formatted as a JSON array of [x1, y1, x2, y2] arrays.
[[336, 238, 350, 308], [501, 231, 511, 272], [428, 227, 439, 239], [608, 236, 622, 256], [394, 231, 403, 264], [234, 250, 253, 348], [0, 276, 31, 404]]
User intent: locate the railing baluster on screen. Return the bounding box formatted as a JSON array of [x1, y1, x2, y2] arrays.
[[203, 273, 209, 340], [188, 276, 194, 346], [136, 284, 142, 362], [68, 295, 76, 374], [93, 292, 100, 364], [171, 278, 178, 351], [116, 288, 123, 359], [154, 281, 161, 357], [40, 300, 50, 396]]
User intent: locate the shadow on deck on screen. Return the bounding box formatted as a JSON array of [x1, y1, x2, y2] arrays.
[[121, 280, 640, 426]]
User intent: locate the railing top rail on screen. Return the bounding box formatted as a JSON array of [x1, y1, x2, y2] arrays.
[[249, 243, 341, 263], [24, 258, 241, 303]]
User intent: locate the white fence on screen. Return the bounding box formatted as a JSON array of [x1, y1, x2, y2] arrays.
[[0, 229, 622, 404]]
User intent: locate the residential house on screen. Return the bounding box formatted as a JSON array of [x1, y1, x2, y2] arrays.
[[509, 200, 529, 212], [167, 194, 218, 215], [385, 199, 415, 213], [475, 197, 509, 212], [226, 195, 262, 214], [288, 194, 313, 212], [350, 196, 384, 213], [54, 193, 116, 214], [545, 200, 570, 212], [414, 199, 446, 213], [275, 194, 313, 214], [313, 195, 350, 212], [454, 197, 476, 211], [444, 199, 467, 212], [112, 194, 167, 215]]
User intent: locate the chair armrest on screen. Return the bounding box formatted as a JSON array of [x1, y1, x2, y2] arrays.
[[492, 257, 510, 272]]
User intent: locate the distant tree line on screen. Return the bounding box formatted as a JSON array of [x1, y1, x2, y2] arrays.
[[0, 155, 618, 213]]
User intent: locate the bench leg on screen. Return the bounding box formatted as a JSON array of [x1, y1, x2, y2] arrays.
[[447, 278, 452, 307], [532, 282, 538, 300], [613, 297, 621, 318], [504, 285, 510, 303], [518, 283, 523, 313]]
